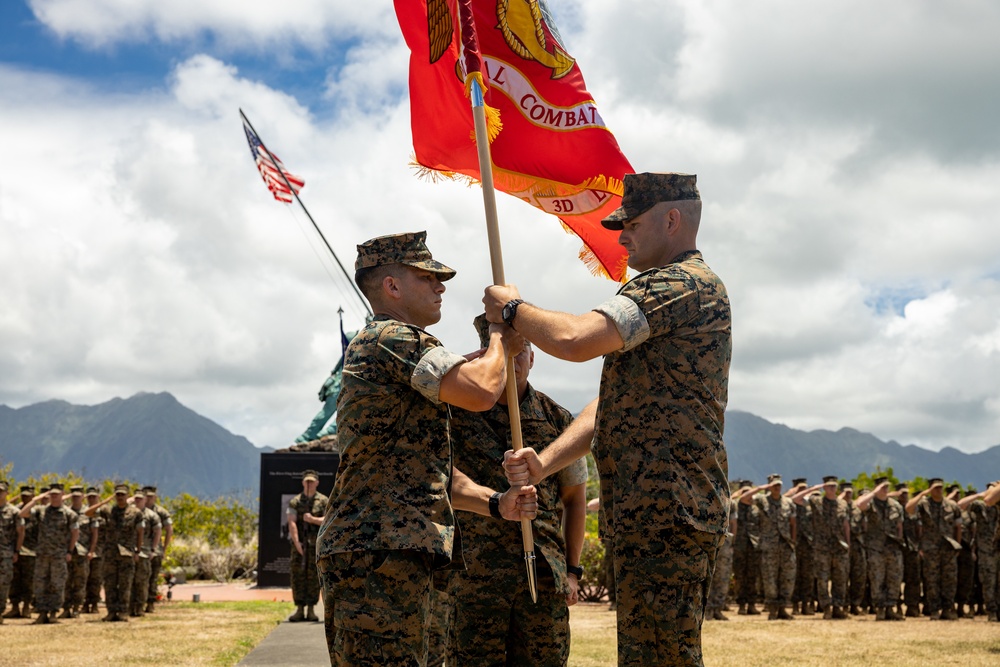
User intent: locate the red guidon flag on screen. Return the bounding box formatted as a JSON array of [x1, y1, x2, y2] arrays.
[[394, 0, 635, 281]]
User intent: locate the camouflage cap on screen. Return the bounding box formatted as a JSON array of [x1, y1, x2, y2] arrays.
[[142, 485, 157, 494], [48, 482, 64, 492], [601, 172, 700, 230], [114, 483, 130, 495], [40, 485, 50, 493], [928, 477, 944, 488], [839, 482, 854, 492], [0, 481, 8, 492], [791, 477, 807, 486], [20, 485, 34, 495], [767, 473, 782, 485], [354, 231, 456, 281], [85, 486, 100, 496], [946, 483, 961, 493], [69, 485, 85, 496], [873, 476, 889, 485], [302, 470, 320, 482], [822, 476, 839, 485], [895, 482, 909, 491]]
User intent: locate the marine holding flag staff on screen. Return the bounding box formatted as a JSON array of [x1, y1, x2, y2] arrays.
[[316, 231, 538, 667], [487, 173, 732, 667]]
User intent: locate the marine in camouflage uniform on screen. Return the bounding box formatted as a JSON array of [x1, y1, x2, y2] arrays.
[[287, 470, 328, 623], [949, 486, 977, 617], [488, 173, 732, 667], [706, 488, 737, 620], [87, 484, 145, 622], [841, 483, 869, 615], [789, 478, 816, 615], [0, 481, 25, 624], [130, 493, 160, 617], [857, 478, 904, 620], [896, 484, 922, 616], [83, 487, 104, 613], [732, 483, 761, 615], [21, 483, 80, 624], [907, 478, 962, 620], [964, 483, 999, 622], [445, 319, 588, 666], [5, 486, 37, 618], [316, 232, 533, 667], [754, 474, 797, 620], [144, 486, 173, 613], [803, 477, 850, 619], [61, 485, 97, 618]]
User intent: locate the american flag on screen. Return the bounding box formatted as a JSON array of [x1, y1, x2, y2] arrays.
[[243, 118, 305, 203]]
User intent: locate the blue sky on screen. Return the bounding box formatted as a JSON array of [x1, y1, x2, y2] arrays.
[[3, 0, 1000, 454]]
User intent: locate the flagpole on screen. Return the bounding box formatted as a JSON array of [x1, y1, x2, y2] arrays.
[[239, 108, 372, 318], [469, 79, 539, 604]]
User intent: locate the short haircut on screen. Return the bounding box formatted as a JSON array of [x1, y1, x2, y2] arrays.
[[355, 263, 402, 303]]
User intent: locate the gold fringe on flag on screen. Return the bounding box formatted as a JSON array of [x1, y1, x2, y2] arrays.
[[464, 73, 503, 143], [408, 160, 627, 282]]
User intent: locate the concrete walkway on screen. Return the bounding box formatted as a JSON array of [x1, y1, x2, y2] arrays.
[[238, 596, 328, 666]]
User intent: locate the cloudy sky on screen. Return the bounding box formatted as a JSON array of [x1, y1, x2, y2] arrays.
[[2, 0, 1000, 454]]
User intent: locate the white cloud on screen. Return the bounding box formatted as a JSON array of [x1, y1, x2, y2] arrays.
[[29, 0, 396, 49]]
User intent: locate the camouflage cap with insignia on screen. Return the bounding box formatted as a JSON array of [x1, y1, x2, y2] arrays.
[[601, 172, 700, 230], [354, 231, 456, 281]]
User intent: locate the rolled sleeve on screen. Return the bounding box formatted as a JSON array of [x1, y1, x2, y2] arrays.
[[411, 346, 467, 404], [594, 294, 650, 352], [557, 457, 589, 488]]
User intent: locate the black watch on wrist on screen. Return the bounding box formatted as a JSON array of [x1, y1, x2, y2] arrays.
[[567, 564, 584, 579], [501, 299, 524, 328], [489, 491, 503, 519]]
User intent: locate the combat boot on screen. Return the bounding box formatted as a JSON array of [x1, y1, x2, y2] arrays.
[[849, 604, 861, 615], [896, 602, 904, 617], [3, 602, 20, 618], [823, 605, 833, 620], [888, 608, 905, 621], [737, 603, 747, 615], [712, 609, 729, 621], [58, 607, 73, 619], [791, 601, 801, 615], [767, 604, 777, 620], [777, 606, 794, 620], [101, 610, 115, 622], [306, 605, 319, 622], [956, 604, 966, 618], [145, 601, 155, 614], [746, 603, 761, 615], [32, 611, 49, 625], [929, 610, 941, 620], [875, 607, 887, 621], [287, 606, 305, 623], [942, 606, 958, 620], [802, 601, 816, 616], [906, 605, 920, 617], [988, 611, 998, 622], [832, 606, 848, 619], [975, 603, 985, 616]]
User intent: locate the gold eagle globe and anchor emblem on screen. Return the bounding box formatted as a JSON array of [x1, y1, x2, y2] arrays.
[[427, 0, 576, 79]]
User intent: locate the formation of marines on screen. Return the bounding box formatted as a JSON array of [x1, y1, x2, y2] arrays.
[[0, 481, 173, 624], [710, 475, 1000, 624]]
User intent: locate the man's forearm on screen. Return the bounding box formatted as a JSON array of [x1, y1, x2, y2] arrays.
[[451, 467, 496, 516], [561, 487, 587, 569], [539, 399, 598, 480]]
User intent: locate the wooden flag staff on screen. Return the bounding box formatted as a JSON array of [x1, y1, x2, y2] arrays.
[[468, 78, 538, 604]]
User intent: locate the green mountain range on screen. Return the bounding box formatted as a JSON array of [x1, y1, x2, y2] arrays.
[[2, 394, 997, 498], [0, 392, 262, 497]]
